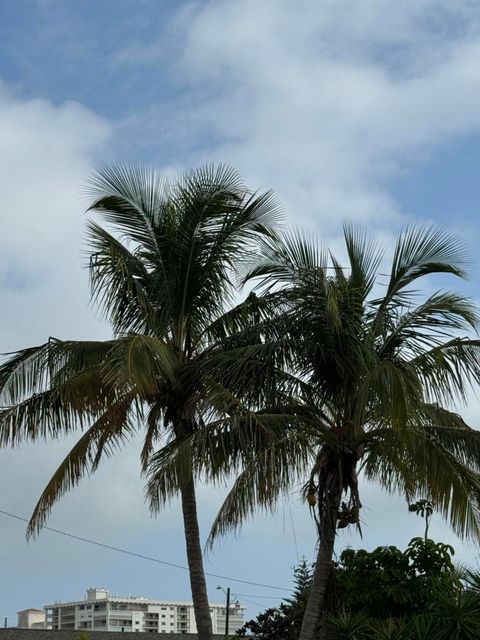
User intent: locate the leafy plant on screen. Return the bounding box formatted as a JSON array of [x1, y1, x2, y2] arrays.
[[409, 499, 434, 540], [336, 537, 458, 620], [367, 618, 407, 640], [327, 608, 371, 639], [431, 591, 480, 640]]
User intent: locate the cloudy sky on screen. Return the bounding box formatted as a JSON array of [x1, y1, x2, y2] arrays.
[[2, 0, 480, 625]]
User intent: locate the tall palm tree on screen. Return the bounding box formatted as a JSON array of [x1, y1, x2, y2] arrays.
[[149, 224, 480, 640], [0, 164, 280, 640]]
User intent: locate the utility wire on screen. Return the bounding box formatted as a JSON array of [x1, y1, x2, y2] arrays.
[[0, 509, 290, 593], [235, 594, 285, 599]]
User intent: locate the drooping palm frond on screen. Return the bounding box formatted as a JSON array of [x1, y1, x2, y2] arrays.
[[410, 339, 480, 405], [372, 225, 470, 331], [146, 406, 327, 511], [97, 334, 178, 397], [0, 341, 125, 445], [140, 400, 164, 472], [206, 428, 315, 548], [363, 406, 480, 539], [0, 343, 50, 402], [86, 164, 166, 258], [379, 292, 479, 354], [388, 224, 468, 296], [26, 391, 137, 538], [0, 339, 116, 405]]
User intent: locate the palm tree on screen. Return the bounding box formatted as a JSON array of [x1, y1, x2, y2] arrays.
[[149, 224, 480, 640], [0, 164, 280, 640]]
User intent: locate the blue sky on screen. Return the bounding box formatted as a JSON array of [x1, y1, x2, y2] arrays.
[[2, 0, 480, 627]]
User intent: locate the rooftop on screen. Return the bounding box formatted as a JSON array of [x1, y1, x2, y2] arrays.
[[16, 610, 44, 615], [44, 588, 244, 611]]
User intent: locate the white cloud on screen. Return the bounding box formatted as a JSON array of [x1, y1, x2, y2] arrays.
[[114, 0, 480, 235], [0, 84, 111, 348]]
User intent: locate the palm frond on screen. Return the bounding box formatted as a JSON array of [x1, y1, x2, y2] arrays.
[[86, 164, 166, 258], [364, 414, 480, 540], [87, 221, 157, 333], [410, 339, 480, 405], [206, 429, 314, 548], [141, 401, 164, 472], [241, 228, 327, 292], [373, 225, 469, 319], [0, 339, 116, 406], [97, 334, 177, 400], [342, 221, 383, 299], [379, 292, 479, 361], [27, 392, 137, 538]]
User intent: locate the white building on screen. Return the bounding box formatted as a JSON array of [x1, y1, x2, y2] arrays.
[[17, 609, 45, 629], [44, 588, 245, 635]]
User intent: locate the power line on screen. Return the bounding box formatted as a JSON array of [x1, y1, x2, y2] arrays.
[[235, 594, 285, 599], [0, 509, 291, 593]]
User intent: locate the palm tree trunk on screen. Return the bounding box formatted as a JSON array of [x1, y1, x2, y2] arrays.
[[299, 478, 341, 640], [180, 479, 213, 640]]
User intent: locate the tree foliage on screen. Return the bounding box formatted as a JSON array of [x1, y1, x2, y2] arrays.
[[336, 537, 457, 619], [236, 559, 313, 639], [240, 540, 480, 640]]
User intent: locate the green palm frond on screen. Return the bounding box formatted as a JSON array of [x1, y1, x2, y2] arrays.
[[87, 221, 155, 334], [364, 412, 480, 539], [0, 339, 117, 405], [411, 338, 480, 405], [0, 342, 51, 404], [241, 228, 327, 292], [379, 292, 479, 360], [98, 334, 177, 397], [27, 392, 137, 538], [146, 410, 319, 510], [141, 400, 164, 472], [0, 365, 118, 446], [86, 164, 166, 257], [355, 359, 422, 429], [387, 224, 468, 296], [206, 429, 314, 548], [342, 221, 383, 299]]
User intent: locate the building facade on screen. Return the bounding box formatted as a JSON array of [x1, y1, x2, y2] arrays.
[[44, 588, 245, 635], [17, 610, 45, 629]]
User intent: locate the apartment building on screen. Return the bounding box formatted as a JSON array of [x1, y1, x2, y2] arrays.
[[44, 588, 245, 635]]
